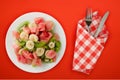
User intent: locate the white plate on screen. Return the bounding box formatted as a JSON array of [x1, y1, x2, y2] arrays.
[[5, 12, 66, 73]]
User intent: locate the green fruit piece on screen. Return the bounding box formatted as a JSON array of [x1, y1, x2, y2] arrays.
[[19, 40, 26, 48], [55, 41, 61, 47], [50, 37, 56, 42], [55, 41, 61, 52], [34, 41, 46, 48], [55, 47, 60, 52], [17, 21, 29, 32], [44, 46, 49, 50]]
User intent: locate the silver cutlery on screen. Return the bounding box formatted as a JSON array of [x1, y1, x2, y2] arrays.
[[93, 11, 109, 38], [85, 8, 92, 33]]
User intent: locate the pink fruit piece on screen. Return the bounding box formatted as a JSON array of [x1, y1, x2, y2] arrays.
[[17, 54, 20, 61], [30, 26, 37, 34], [40, 31, 49, 39], [26, 59, 32, 65], [33, 52, 38, 59], [22, 50, 34, 60], [45, 50, 56, 59], [40, 32, 53, 42], [45, 21, 54, 31], [13, 44, 20, 54], [23, 27, 30, 34], [54, 33, 60, 41], [37, 23, 46, 31], [12, 31, 20, 39], [32, 59, 41, 66], [34, 17, 44, 24], [52, 56, 56, 62], [17, 54, 27, 64]]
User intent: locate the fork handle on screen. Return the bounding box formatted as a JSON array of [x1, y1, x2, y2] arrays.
[[86, 25, 90, 33]]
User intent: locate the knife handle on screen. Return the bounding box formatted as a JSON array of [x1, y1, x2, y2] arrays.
[[94, 11, 109, 38]]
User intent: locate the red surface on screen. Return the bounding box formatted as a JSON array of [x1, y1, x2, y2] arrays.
[[0, 0, 120, 79]]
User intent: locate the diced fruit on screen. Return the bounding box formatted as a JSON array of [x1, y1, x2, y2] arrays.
[[44, 58, 50, 62], [29, 22, 37, 28], [44, 58, 53, 63], [13, 44, 20, 54], [34, 41, 46, 48], [33, 52, 38, 59], [45, 50, 56, 59], [37, 23, 46, 31], [34, 17, 44, 24], [19, 40, 26, 48], [23, 27, 30, 34], [40, 31, 49, 39], [26, 40, 34, 50], [29, 34, 38, 42], [48, 42, 55, 48], [55, 41, 61, 52], [45, 21, 54, 31], [17, 21, 29, 32], [40, 32, 52, 42], [20, 32, 28, 41], [17, 54, 21, 61], [32, 59, 41, 66], [50, 37, 56, 42], [52, 56, 56, 62], [36, 48, 45, 56], [29, 26, 37, 34], [13, 17, 61, 66], [17, 54, 27, 64], [55, 47, 60, 52], [18, 48, 24, 54], [22, 50, 34, 59], [26, 59, 32, 64], [12, 31, 20, 39], [44, 45, 49, 50], [54, 33, 60, 41]]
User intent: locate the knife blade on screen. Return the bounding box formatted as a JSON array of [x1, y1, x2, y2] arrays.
[[94, 11, 109, 38]]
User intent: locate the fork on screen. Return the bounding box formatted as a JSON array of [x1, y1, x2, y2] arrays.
[[85, 8, 92, 33]]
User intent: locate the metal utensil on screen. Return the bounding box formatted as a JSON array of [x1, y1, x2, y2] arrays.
[[93, 11, 109, 38], [85, 8, 92, 33]]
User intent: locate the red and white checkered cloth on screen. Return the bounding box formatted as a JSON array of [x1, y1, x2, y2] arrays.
[[73, 11, 109, 74]]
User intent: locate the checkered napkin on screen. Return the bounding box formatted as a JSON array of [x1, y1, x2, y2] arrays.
[[73, 11, 109, 74]]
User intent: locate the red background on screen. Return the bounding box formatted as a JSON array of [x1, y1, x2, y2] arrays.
[[0, 0, 120, 79]]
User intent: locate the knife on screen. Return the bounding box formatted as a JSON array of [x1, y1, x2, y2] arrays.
[[93, 11, 109, 38]]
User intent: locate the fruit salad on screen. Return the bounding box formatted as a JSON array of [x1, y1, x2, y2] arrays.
[[12, 17, 61, 67]]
